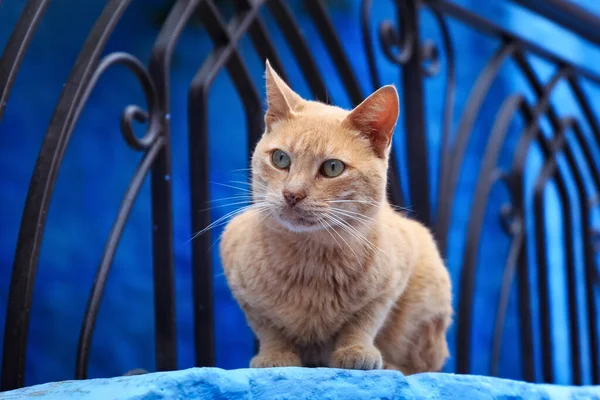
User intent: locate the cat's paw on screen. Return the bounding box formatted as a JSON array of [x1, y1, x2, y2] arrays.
[[330, 344, 383, 370], [250, 351, 302, 368]]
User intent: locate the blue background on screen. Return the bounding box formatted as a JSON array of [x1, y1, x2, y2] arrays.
[[1, 0, 599, 387]]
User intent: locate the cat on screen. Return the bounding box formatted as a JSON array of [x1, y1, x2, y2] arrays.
[[219, 61, 452, 373]]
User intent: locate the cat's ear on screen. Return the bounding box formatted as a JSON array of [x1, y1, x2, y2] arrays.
[[343, 85, 399, 158], [265, 60, 304, 128]]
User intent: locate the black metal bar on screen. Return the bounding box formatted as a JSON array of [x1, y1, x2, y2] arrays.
[[515, 228, 534, 382], [76, 136, 165, 379], [236, 1, 289, 84], [303, 0, 364, 106], [147, 0, 196, 373], [510, 0, 600, 48], [491, 232, 524, 376], [188, 0, 263, 367], [198, 0, 264, 149], [506, 66, 572, 383], [423, 0, 600, 86], [561, 122, 598, 386], [559, 120, 600, 385], [456, 94, 526, 376], [399, 0, 430, 226], [359, 0, 404, 208], [530, 116, 600, 385], [1, 0, 133, 390], [3, 0, 600, 387], [567, 77, 600, 181], [437, 41, 518, 254], [0, 0, 51, 123], [10, 50, 163, 379], [531, 124, 577, 385], [188, 83, 213, 368], [361, 0, 379, 91], [515, 56, 600, 384], [424, 6, 455, 224], [267, 0, 328, 102]]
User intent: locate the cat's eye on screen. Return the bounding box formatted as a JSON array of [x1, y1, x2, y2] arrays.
[[320, 159, 345, 178], [272, 149, 291, 169]]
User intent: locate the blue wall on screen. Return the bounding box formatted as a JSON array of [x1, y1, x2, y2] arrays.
[[0, 0, 599, 387]]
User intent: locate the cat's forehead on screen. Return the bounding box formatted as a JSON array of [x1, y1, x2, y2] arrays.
[[270, 116, 356, 156]]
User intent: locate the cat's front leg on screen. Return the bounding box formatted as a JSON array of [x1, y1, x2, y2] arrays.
[[251, 336, 300, 368], [330, 297, 393, 370], [251, 331, 301, 368]]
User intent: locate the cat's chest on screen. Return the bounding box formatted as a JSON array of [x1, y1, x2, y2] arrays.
[[247, 255, 372, 343]]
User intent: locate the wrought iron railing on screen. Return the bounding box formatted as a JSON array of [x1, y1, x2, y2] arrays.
[[1, 0, 599, 391]]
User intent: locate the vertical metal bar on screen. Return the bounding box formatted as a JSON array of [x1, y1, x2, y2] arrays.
[[516, 230, 536, 382], [188, 86, 213, 367], [564, 124, 600, 386], [562, 137, 591, 386], [147, 0, 199, 372], [532, 158, 553, 384], [188, 0, 263, 367], [400, 0, 430, 226], [532, 153, 579, 384]]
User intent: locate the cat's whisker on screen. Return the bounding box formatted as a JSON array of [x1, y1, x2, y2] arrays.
[[321, 213, 363, 268], [229, 167, 252, 173], [208, 208, 271, 252], [210, 181, 252, 193], [328, 208, 378, 232], [228, 180, 253, 186], [198, 200, 261, 212], [207, 194, 257, 204], [186, 203, 269, 244], [326, 199, 378, 205], [326, 211, 387, 262], [328, 207, 385, 231], [363, 196, 412, 213], [228, 179, 270, 191], [329, 197, 412, 214], [312, 213, 344, 251]]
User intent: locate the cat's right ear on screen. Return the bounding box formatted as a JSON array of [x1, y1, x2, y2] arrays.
[[342, 85, 399, 158], [265, 60, 304, 128]]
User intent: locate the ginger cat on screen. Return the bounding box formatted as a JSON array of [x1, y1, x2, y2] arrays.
[[219, 61, 452, 374]]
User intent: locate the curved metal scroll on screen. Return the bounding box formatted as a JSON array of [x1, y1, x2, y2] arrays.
[[73, 52, 161, 379], [1, 0, 181, 389]]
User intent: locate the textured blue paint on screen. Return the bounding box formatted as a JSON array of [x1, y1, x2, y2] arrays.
[[1, 0, 600, 389], [4, 368, 600, 400]]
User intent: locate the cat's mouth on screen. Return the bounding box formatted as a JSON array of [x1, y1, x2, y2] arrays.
[[275, 207, 320, 232]]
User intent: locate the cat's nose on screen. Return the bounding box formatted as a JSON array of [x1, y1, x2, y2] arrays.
[[283, 189, 306, 207]]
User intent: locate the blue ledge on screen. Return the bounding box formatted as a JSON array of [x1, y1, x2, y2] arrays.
[[3, 367, 600, 399]]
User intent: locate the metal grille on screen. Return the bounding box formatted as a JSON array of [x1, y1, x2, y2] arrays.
[[1, 0, 599, 390]]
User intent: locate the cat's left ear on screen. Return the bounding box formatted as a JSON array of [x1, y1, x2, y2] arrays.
[[264, 60, 304, 129], [342, 85, 399, 158]]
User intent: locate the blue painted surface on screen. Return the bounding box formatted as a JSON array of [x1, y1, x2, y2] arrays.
[[0, 0, 600, 389], [4, 367, 600, 400]]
